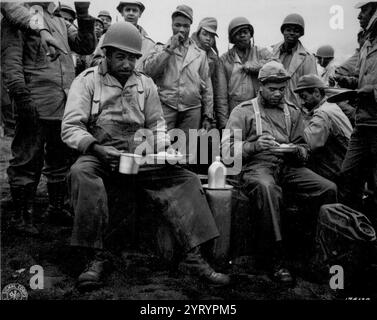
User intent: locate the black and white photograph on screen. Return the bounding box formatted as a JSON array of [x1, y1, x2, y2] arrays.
[[0, 0, 376, 309]]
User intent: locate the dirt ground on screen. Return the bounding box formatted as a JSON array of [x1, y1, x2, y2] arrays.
[[1, 135, 375, 301]]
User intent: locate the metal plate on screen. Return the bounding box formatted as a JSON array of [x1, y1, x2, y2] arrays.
[[270, 146, 297, 153]]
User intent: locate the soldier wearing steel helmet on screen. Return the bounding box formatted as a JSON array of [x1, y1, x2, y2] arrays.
[[216, 17, 272, 130], [97, 10, 112, 33], [271, 13, 318, 109], [61, 21, 230, 291], [222, 61, 337, 285], [315, 45, 337, 87], [91, 1, 154, 71]]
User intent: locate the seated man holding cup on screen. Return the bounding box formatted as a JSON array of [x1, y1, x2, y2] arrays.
[[61, 22, 230, 290]]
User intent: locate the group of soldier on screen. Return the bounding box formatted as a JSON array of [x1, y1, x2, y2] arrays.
[[0, 1, 376, 291]]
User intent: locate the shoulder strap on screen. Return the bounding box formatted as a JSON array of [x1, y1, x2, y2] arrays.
[[283, 104, 292, 137], [251, 99, 263, 136], [91, 68, 102, 117]]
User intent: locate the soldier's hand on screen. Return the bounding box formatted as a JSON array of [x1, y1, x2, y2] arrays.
[[242, 62, 261, 74], [40, 30, 67, 61], [255, 134, 278, 152], [201, 118, 212, 131], [92, 144, 122, 170], [14, 94, 38, 125], [328, 76, 336, 87], [74, 1, 90, 18], [170, 33, 184, 50], [357, 85, 375, 97]]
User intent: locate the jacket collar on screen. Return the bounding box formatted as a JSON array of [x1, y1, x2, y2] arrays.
[[257, 93, 285, 111], [166, 37, 202, 69], [98, 60, 141, 90], [137, 25, 154, 42], [272, 40, 311, 75], [364, 36, 377, 57]]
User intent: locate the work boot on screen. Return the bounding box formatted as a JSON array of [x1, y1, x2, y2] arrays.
[[178, 246, 230, 286], [270, 243, 294, 286], [10, 185, 39, 235], [44, 182, 73, 226], [77, 254, 110, 291]]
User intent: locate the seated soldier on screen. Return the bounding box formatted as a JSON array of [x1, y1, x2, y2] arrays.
[[222, 61, 337, 285], [294, 75, 353, 183], [61, 22, 230, 290]]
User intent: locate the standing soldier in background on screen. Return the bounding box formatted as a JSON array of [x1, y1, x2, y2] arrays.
[[2, 1, 96, 234], [143, 5, 213, 160], [191, 17, 220, 128], [75, 18, 104, 75], [98, 10, 112, 33], [91, 1, 154, 71], [335, 1, 377, 213], [216, 17, 272, 130], [271, 13, 317, 109], [315, 45, 336, 87], [57, 3, 76, 25]]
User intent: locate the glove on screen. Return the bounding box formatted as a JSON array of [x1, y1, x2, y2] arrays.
[[242, 62, 262, 75], [14, 93, 38, 124], [74, 2, 90, 18]]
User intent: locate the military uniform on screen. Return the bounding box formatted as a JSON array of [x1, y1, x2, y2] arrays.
[[2, 3, 95, 230], [61, 61, 219, 251], [222, 93, 337, 254], [271, 41, 318, 108]]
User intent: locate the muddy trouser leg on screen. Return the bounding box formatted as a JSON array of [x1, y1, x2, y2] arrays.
[[241, 164, 283, 258], [42, 120, 72, 185], [7, 118, 44, 189], [137, 166, 219, 253], [339, 127, 371, 211], [7, 118, 44, 231], [69, 155, 110, 250], [282, 166, 338, 205], [41, 120, 74, 223]]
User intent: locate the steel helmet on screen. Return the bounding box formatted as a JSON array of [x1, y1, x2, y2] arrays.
[[117, 1, 145, 14], [258, 61, 291, 83], [315, 45, 335, 58], [228, 17, 254, 44], [281, 13, 305, 36], [101, 21, 142, 58], [98, 10, 112, 20], [59, 4, 76, 20]]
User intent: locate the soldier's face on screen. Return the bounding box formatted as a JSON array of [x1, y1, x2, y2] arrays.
[[172, 16, 191, 42], [233, 27, 251, 49], [198, 29, 215, 51], [108, 49, 137, 82], [60, 11, 75, 24], [94, 21, 104, 39], [316, 56, 332, 68], [99, 16, 112, 31], [260, 82, 286, 106], [122, 5, 141, 26], [282, 25, 301, 45], [298, 89, 321, 110], [358, 4, 377, 29]]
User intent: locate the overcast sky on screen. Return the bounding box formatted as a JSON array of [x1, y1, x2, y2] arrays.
[[59, 0, 362, 63]]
